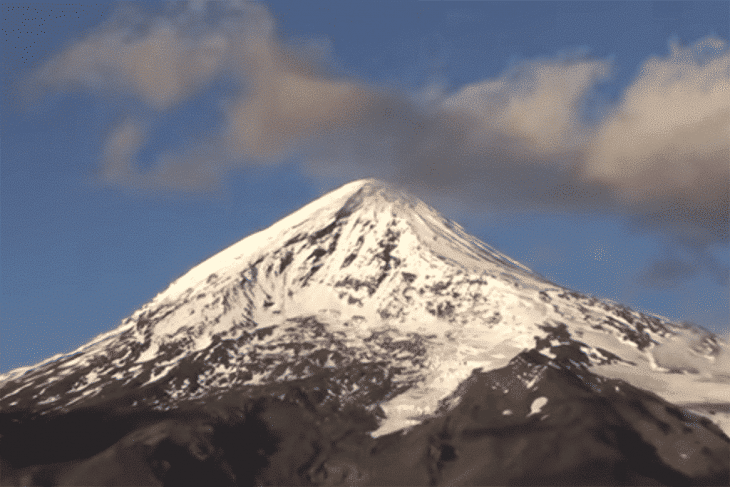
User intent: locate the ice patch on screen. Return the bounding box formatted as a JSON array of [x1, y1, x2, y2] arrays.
[[0, 381, 34, 398], [527, 396, 548, 417], [137, 343, 160, 363], [523, 374, 540, 389], [37, 395, 60, 405]]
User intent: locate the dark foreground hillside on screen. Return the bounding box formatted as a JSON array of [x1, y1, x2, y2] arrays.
[[1, 348, 728, 487]]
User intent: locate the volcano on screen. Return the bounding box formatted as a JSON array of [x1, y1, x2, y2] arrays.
[[1, 178, 728, 486]]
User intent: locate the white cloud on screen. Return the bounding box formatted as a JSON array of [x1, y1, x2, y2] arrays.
[[28, 6, 231, 110], [22, 2, 730, 255], [443, 57, 610, 157], [582, 37, 729, 206]]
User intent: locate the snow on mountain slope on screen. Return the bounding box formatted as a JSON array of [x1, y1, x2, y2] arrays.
[[1, 178, 727, 439]]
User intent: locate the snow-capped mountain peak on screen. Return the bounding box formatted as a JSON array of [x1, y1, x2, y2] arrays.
[[1, 178, 728, 441], [150, 177, 538, 305]]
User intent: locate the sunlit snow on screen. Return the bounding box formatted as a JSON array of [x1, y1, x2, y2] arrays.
[[527, 396, 549, 417]]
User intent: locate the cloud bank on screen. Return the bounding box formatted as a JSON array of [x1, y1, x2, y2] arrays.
[[24, 1, 730, 263]]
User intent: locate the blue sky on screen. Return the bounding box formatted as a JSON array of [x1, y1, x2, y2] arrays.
[[1, 0, 728, 373]]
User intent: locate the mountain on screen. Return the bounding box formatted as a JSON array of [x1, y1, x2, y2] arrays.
[[1, 178, 728, 486]]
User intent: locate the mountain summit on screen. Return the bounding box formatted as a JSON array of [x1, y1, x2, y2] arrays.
[[1, 178, 728, 486]]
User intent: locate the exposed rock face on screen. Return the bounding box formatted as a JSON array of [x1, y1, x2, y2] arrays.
[[1, 179, 728, 486], [372, 350, 729, 486], [1, 348, 727, 486]]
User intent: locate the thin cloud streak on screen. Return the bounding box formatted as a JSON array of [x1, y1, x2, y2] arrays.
[[24, 1, 730, 279]]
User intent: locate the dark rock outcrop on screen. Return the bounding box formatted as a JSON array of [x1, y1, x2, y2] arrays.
[[1, 348, 728, 486], [367, 350, 729, 486]]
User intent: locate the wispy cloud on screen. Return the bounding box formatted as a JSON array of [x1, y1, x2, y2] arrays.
[[24, 1, 730, 262], [582, 38, 730, 247], [99, 117, 149, 185], [584, 39, 728, 205], [25, 2, 231, 109], [638, 256, 698, 290], [637, 247, 729, 292], [442, 56, 609, 156], [99, 116, 225, 192]]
